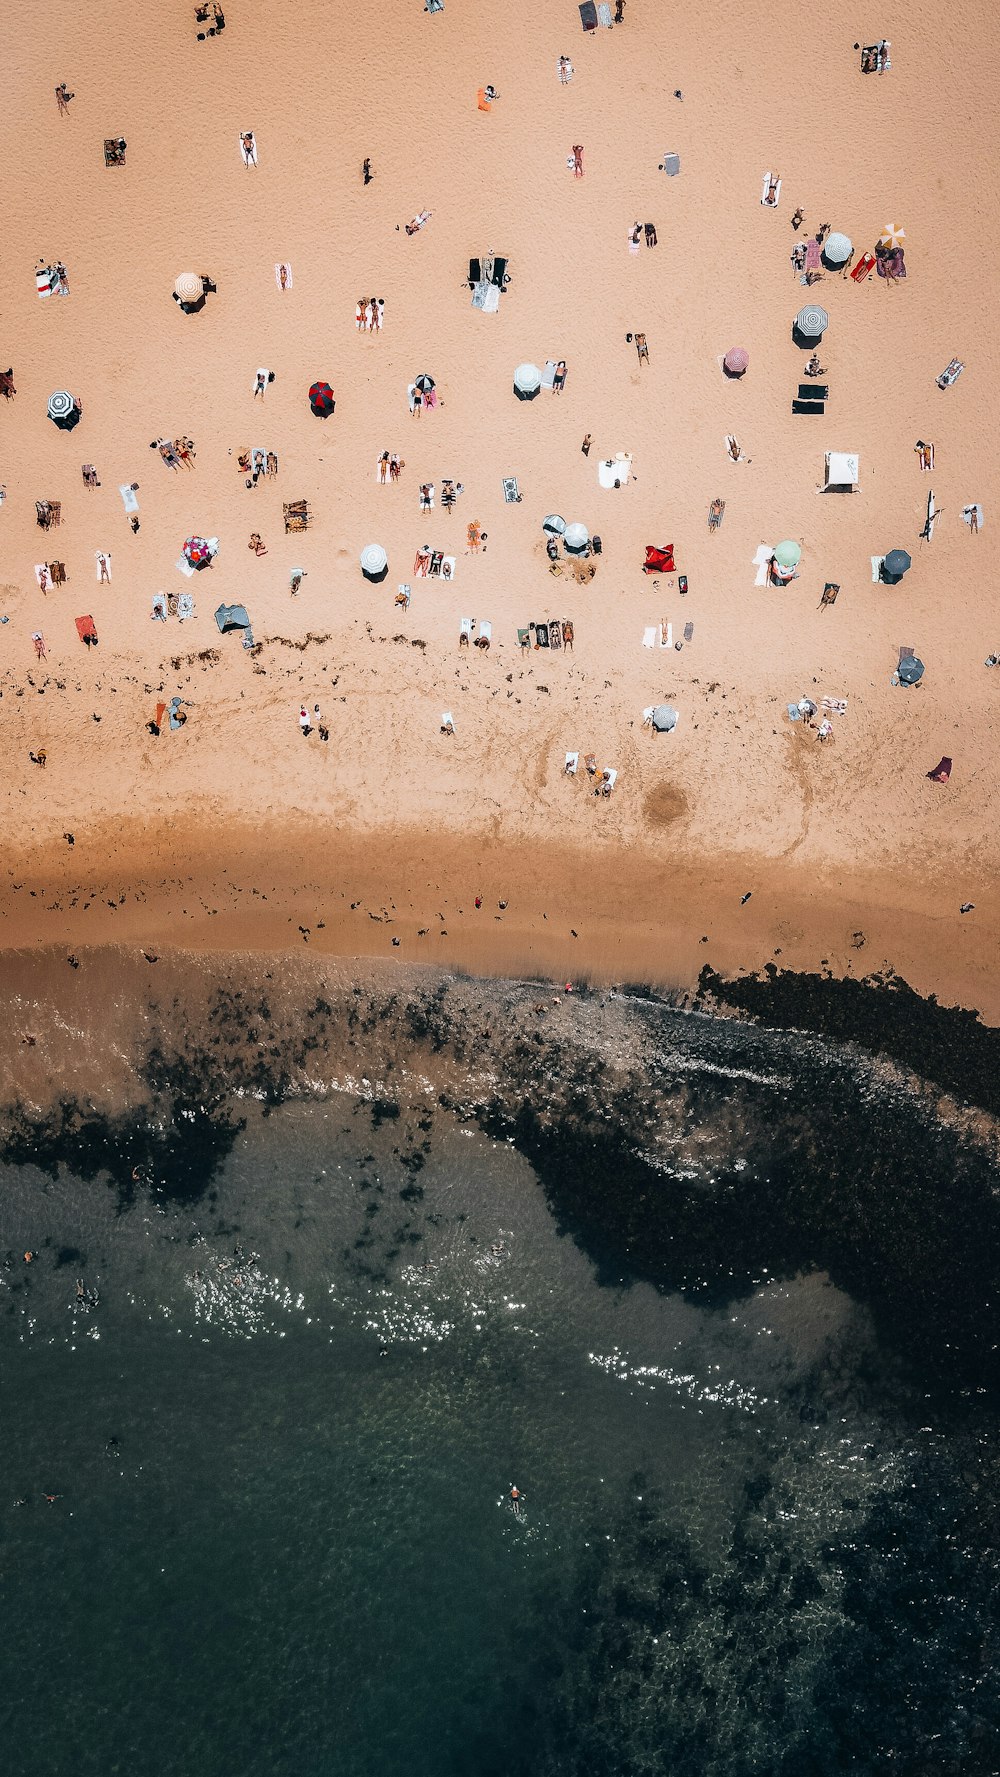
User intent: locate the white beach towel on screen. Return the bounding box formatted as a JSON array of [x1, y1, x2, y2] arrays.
[[176, 554, 195, 577], [35, 268, 53, 298], [603, 768, 618, 789], [479, 620, 492, 642], [642, 626, 657, 648], [441, 711, 455, 731], [761, 171, 782, 207], [541, 361, 557, 389], [460, 617, 473, 639], [598, 454, 632, 489], [642, 707, 655, 726], [252, 367, 270, 395], [753, 544, 774, 587], [565, 751, 579, 773], [274, 262, 293, 290], [34, 564, 50, 590], [239, 133, 257, 167], [440, 557, 455, 581], [119, 483, 139, 514], [871, 555, 885, 583], [151, 593, 168, 621], [178, 593, 194, 620], [597, 2, 613, 24], [557, 58, 574, 82], [962, 504, 984, 529], [95, 552, 112, 582]]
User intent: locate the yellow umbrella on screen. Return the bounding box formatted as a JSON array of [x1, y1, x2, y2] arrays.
[[879, 223, 905, 247]]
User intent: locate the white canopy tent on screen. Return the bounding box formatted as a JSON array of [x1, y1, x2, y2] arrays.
[[824, 451, 860, 492]]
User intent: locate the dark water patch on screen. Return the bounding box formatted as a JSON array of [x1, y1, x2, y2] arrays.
[[698, 962, 1000, 1119], [0, 1093, 245, 1207]]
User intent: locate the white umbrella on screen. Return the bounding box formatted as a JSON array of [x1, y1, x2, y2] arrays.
[[823, 232, 852, 265], [879, 223, 905, 247], [563, 522, 589, 554], [173, 272, 203, 303], [360, 544, 388, 578]]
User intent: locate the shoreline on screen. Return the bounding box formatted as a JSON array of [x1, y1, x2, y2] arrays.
[[1, 812, 997, 1029]]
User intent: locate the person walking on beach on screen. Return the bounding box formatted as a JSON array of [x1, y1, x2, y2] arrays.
[[363, 157, 373, 184], [55, 83, 74, 114], [581, 434, 592, 456], [614, 0, 625, 20]]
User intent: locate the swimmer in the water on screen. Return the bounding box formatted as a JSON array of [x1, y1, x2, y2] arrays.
[[510, 1485, 524, 1516]]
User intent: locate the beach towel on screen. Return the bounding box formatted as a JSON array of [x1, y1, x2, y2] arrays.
[[683, 621, 694, 642], [479, 620, 492, 642], [154, 702, 167, 730], [503, 477, 520, 503], [548, 619, 562, 651], [787, 703, 802, 721], [419, 486, 435, 511], [441, 711, 455, 731], [178, 593, 194, 620], [643, 545, 674, 574], [754, 544, 774, 587], [477, 88, 492, 111], [35, 267, 53, 298], [579, 1, 598, 29], [119, 483, 139, 514], [176, 554, 195, 577], [963, 504, 984, 530], [927, 756, 952, 784], [601, 769, 618, 790], [151, 593, 168, 621], [535, 622, 550, 648], [805, 238, 822, 272], [598, 454, 632, 489], [642, 626, 657, 649], [518, 628, 530, 648], [597, 3, 613, 26], [541, 361, 557, 390], [239, 132, 257, 167], [660, 622, 673, 649], [34, 564, 50, 591], [459, 617, 473, 642], [871, 555, 885, 583], [75, 614, 97, 644], [565, 752, 579, 774], [274, 262, 293, 290], [850, 252, 876, 283], [252, 367, 270, 395], [472, 281, 500, 312], [557, 58, 574, 82], [95, 552, 112, 581], [761, 171, 781, 207]]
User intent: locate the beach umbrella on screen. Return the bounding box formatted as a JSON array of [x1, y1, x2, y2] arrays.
[[513, 362, 542, 400], [879, 223, 905, 247], [414, 374, 436, 392], [823, 231, 852, 265], [651, 704, 679, 732], [563, 522, 589, 554], [183, 536, 211, 566], [773, 540, 802, 570], [898, 656, 924, 686], [173, 272, 203, 303], [542, 514, 566, 536], [884, 548, 911, 579], [47, 390, 74, 424], [360, 544, 388, 581], [723, 347, 749, 376], [796, 304, 829, 337], [308, 381, 335, 415]]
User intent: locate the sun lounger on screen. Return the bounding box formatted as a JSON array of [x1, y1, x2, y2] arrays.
[[761, 171, 781, 207], [119, 483, 139, 514], [642, 625, 657, 648], [754, 545, 774, 587], [152, 593, 168, 621], [565, 752, 579, 774]]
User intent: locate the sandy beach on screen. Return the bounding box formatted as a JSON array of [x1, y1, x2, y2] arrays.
[[4, 0, 998, 1015]]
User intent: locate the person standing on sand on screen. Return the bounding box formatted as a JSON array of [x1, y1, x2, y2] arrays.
[[581, 434, 592, 456], [572, 145, 584, 178], [363, 157, 373, 184], [55, 83, 74, 114], [614, 0, 625, 20]]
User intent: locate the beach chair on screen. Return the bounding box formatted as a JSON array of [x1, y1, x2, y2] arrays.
[[820, 582, 840, 608], [936, 359, 964, 390], [708, 498, 725, 530]]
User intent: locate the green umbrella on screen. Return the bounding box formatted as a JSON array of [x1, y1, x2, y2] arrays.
[[773, 540, 801, 570]]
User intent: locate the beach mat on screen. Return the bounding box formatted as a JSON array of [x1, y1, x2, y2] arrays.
[[579, 1, 598, 29]]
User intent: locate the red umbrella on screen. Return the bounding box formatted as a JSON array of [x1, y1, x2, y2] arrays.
[[308, 381, 335, 415], [183, 536, 210, 565]]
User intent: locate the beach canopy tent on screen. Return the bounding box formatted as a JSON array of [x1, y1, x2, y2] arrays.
[[214, 603, 255, 647], [796, 304, 829, 337], [773, 540, 801, 570], [824, 451, 859, 490], [360, 543, 388, 581], [47, 389, 75, 427], [651, 703, 679, 732], [883, 549, 912, 580], [542, 514, 566, 536], [563, 522, 589, 554], [183, 535, 212, 566], [723, 347, 749, 376], [308, 381, 335, 415], [822, 232, 852, 265], [173, 272, 202, 303], [643, 544, 675, 573], [898, 655, 924, 685], [513, 363, 541, 400]]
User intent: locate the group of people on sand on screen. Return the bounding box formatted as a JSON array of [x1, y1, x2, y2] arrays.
[[355, 297, 385, 332], [154, 436, 195, 470], [377, 452, 404, 483]]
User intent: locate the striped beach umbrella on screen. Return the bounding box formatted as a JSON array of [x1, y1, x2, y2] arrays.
[[796, 305, 829, 337], [173, 272, 203, 303], [47, 390, 74, 423], [308, 381, 335, 414], [879, 223, 905, 248]]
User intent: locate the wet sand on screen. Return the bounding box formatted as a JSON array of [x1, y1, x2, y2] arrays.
[[3, 0, 998, 1014]]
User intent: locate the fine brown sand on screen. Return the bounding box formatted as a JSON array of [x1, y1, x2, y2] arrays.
[[3, 1, 999, 1014]]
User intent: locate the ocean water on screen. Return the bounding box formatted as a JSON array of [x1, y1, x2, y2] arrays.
[[0, 958, 998, 1776]]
